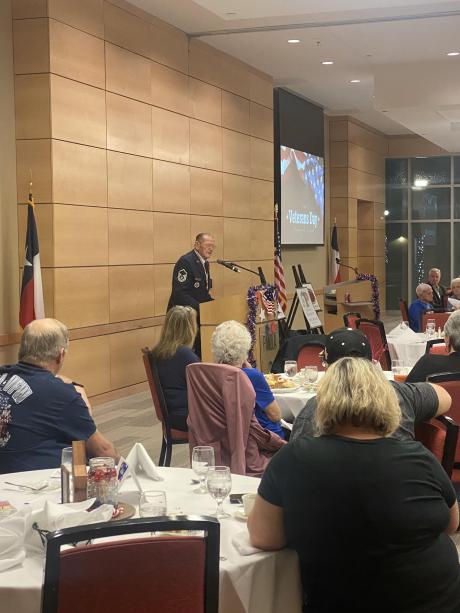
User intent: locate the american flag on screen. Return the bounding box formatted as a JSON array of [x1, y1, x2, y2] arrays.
[[274, 203, 287, 313]]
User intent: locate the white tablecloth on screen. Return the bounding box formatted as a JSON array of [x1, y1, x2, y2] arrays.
[[387, 332, 430, 368], [0, 468, 301, 613]]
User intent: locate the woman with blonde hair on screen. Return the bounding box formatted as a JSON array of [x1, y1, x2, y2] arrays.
[[149, 306, 199, 431], [248, 358, 460, 612]]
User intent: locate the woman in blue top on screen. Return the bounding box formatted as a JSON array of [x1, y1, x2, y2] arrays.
[[149, 306, 200, 431], [211, 320, 284, 439]]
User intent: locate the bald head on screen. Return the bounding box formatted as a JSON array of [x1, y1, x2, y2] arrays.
[[19, 318, 69, 371]]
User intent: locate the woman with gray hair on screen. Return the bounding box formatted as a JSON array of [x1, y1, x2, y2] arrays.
[[407, 308, 460, 382], [248, 357, 460, 612], [211, 320, 284, 438]]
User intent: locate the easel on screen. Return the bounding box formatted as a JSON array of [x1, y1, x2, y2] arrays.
[[286, 265, 324, 334]]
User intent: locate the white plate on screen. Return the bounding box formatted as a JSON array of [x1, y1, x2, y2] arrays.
[[234, 509, 248, 521], [271, 386, 300, 394]]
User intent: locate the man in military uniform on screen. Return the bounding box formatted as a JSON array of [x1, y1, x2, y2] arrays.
[[167, 233, 215, 312]]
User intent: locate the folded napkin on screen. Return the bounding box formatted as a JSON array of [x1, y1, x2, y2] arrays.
[[0, 509, 29, 571], [26, 499, 114, 554], [387, 324, 418, 340], [122, 443, 163, 490], [231, 530, 263, 556]]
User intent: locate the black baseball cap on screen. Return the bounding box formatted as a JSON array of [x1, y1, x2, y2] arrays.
[[324, 328, 372, 365]]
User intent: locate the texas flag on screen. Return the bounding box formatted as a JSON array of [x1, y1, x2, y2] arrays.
[[19, 188, 44, 328], [330, 223, 341, 284]]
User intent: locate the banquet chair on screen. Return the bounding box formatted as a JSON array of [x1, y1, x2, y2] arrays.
[[425, 338, 447, 355], [420, 311, 450, 333], [142, 349, 189, 467], [343, 312, 361, 329], [42, 516, 220, 613], [355, 319, 391, 371], [414, 415, 459, 478], [399, 298, 409, 322], [296, 341, 326, 371], [187, 363, 285, 476]]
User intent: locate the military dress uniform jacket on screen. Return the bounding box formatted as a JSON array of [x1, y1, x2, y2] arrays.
[[167, 250, 213, 311]]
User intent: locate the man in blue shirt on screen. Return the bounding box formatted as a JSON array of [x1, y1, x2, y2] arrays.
[[408, 283, 434, 331], [0, 318, 117, 473]]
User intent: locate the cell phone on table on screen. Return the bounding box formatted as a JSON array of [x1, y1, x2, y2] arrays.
[[229, 493, 245, 505]]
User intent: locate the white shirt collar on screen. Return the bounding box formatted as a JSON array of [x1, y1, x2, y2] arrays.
[[194, 250, 206, 267]]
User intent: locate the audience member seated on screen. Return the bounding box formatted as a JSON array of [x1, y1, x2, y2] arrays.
[[148, 306, 199, 432], [291, 327, 451, 443], [427, 267, 448, 309], [408, 283, 435, 331], [407, 309, 460, 383], [447, 277, 460, 311], [212, 320, 284, 439], [0, 318, 117, 474], [248, 358, 460, 613]]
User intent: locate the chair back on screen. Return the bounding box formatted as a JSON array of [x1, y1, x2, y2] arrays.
[[427, 372, 460, 463], [425, 339, 447, 355], [142, 349, 168, 427], [296, 342, 326, 371], [42, 517, 220, 613], [414, 416, 459, 478], [399, 298, 409, 322], [355, 319, 391, 370], [343, 312, 361, 329], [420, 311, 450, 333]]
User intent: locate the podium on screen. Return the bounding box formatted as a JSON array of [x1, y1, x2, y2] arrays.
[[200, 295, 280, 372], [323, 279, 375, 331]]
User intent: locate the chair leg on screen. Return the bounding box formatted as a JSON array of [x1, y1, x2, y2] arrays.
[[159, 439, 167, 467], [165, 442, 172, 467]]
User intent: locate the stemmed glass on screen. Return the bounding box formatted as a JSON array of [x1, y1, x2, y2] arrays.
[[206, 466, 232, 519], [192, 446, 215, 494]]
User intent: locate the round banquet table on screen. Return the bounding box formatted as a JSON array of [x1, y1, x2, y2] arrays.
[[387, 332, 430, 368], [0, 467, 302, 613]]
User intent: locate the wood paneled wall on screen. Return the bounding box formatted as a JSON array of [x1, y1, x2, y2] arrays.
[[12, 0, 274, 400]]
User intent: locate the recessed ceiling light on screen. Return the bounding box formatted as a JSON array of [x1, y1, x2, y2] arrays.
[[288, 39, 300, 44], [446, 51, 460, 56], [349, 79, 361, 83], [322, 60, 334, 65]]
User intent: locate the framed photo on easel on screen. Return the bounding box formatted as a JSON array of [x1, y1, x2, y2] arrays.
[[296, 288, 322, 329]]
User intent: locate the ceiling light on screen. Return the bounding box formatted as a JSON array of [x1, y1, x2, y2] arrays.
[[446, 51, 460, 56], [349, 79, 361, 83], [322, 60, 334, 65], [288, 39, 300, 44], [414, 178, 429, 187]]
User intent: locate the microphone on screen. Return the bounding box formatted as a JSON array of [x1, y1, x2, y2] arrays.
[[216, 259, 240, 273], [335, 258, 359, 275]]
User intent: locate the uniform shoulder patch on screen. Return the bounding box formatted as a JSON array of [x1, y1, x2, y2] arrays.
[[177, 268, 188, 283]]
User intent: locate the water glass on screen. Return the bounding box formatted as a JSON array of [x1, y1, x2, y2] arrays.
[[61, 447, 73, 503], [139, 490, 167, 517], [304, 365, 318, 383], [284, 360, 297, 378], [192, 446, 215, 494], [207, 466, 232, 519], [391, 359, 406, 382]]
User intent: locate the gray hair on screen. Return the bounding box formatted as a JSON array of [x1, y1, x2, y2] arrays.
[[444, 310, 460, 352], [211, 320, 251, 366], [19, 318, 69, 366], [429, 268, 441, 275], [416, 283, 432, 298]]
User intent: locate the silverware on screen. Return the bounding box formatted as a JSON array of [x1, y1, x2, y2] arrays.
[[4, 481, 46, 491]]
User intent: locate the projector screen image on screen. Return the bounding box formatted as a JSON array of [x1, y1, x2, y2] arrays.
[[280, 146, 324, 245]]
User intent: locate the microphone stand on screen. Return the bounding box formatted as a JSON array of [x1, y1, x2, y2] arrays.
[[215, 260, 267, 285], [336, 258, 359, 277]]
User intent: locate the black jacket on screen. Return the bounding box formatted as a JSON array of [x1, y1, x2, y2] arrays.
[[167, 250, 213, 311], [428, 283, 447, 309]]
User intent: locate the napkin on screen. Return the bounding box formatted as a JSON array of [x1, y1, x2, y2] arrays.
[[26, 499, 114, 554], [123, 443, 163, 490], [387, 324, 418, 340], [231, 530, 263, 556], [0, 509, 29, 571]]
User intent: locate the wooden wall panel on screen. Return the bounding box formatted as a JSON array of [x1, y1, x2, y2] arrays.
[[149, 20, 188, 73], [222, 91, 250, 135], [190, 78, 221, 126], [190, 119, 222, 171], [223, 217, 251, 261], [105, 42, 151, 104], [61, 335, 111, 396], [152, 160, 190, 214], [251, 219, 273, 260], [108, 209, 153, 265], [250, 137, 273, 181], [222, 129, 250, 176], [50, 75, 106, 148], [12, 0, 47, 19], [153, 263, 173, 315], [251, 179, 273, 220], [52, 140, 107, 206], [13, 18, 49, 74], [190, 167, 222, 216], [250, 72, 273, 109], [48, 0, 104, 38], [54, 205, 108, 266], [15, 74, 50, 139], [109, 265, 155, 321], [153, 212, 190, 264], [49, 19, 105, 89], [106, 92, 152, 157], [104, 2, 151, 59], [16, 139, 52, 204], [107, 151, 153, 210], [152, 106, 189, 164], [54, 267, 109, 328], [223, 174, 251, 218], [110, 327, 153, 388], [151, 61, 189, 116], [250, 102, 273, 142]]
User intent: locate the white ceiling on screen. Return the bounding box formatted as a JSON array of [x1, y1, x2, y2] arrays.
[[129, 0, 460, 148]]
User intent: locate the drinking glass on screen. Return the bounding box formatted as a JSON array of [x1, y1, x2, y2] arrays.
[[192, 446, 215, 494], [305, 365, 318, 383], [425, 319, 436, 337], [391, 359, 406, 382], [61, 447, 73, 503], [284, 360, 297, 378], [139, 490, 167, 517], [206, 466, 232, 519]]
